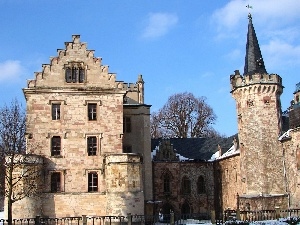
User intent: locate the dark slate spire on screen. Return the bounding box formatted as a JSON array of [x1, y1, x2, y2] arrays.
[[244, 13, 267, 75]]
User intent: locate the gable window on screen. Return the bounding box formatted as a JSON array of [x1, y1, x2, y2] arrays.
[[65, 66, 85, 83], [163, 173, 171, 193], [88, 103, 97, 121], [52, 103, 61, 120], [88, 172, 98, 192], [123, 117, 131, 133], [182, 176, 191, 195], [51, 136, 61, 156], [51, 172, 61, 192], [87, 136, 97, 156], [123, 145, 132, 153], [197, 176, 205, 194]]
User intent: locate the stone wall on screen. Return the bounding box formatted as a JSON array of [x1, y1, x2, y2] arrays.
[[153, 161, 215, 215], [280, 128, 300, 208], [214, 154, 241, 215]]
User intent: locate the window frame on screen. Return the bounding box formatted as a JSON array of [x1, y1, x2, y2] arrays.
[[50, 172, 61, 193], [65, 65, 85, 83], [51, 103, 61, 120], [88, 172, 98, 192], [88, 103, 97, 121], [51, 136, 61, 156], [87, 136, 97, 156]]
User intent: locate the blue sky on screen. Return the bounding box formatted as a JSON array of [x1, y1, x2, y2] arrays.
[[1, 0, 300, 137]]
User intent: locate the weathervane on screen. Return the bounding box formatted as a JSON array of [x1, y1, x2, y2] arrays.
[[246, 4, 253, 19]]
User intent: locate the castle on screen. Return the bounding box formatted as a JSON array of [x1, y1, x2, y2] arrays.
[[3, 14, 300, 219]]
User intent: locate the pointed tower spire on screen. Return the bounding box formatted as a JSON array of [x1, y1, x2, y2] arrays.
[[243, 13, 267, 75]]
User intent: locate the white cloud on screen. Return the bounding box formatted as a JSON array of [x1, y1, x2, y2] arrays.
[[141, 13, 178, 39], [262, 40, 300, 70], [212, 0, 300, 68], [212, 0, 300, 31], [0, 60, 23, 83]]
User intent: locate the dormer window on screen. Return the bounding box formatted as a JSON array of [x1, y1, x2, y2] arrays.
[[65, 63, 85, 83]]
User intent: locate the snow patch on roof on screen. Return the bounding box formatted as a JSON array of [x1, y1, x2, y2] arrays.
[[209, 144, 240, 161], [278, 129, 293, 141], [151, 145, 191, 161]]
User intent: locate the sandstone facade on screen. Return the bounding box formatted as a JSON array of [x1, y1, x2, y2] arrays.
[[5, 35, 152, 218]]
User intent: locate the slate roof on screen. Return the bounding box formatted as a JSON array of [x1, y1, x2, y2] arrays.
[[244, 14, 267, 75], [151, 134, 238, 161]]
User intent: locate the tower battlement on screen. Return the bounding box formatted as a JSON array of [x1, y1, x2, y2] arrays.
[[230, 70, 283, 93]]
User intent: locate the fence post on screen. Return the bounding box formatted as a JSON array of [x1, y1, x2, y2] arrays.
[[35, 215, 41, 225], [127, 213, 132, 225], [170, 212, 174, 225], [82, 215, 87, 225], [236, 209, 241, 221], [275, 207, 280, 219], [211, 210, 216, 224]]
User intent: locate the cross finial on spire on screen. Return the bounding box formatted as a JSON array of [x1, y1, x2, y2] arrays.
[[246, 4, 253, 19]]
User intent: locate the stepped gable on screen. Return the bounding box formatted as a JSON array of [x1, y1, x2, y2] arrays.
[[25, 35, 142, 94], [151, 135, 237, 161]]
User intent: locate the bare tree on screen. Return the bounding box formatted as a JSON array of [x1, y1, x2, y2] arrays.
[[0, 101, 43, 224], [151, 92, 218, 138]]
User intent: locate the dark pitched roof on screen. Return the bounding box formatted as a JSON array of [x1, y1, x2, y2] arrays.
[[151, 135, 238, 161], [244, 14, 267, 75]]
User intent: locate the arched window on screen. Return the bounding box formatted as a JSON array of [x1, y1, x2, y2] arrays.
[[182, 176, 191, 194], [197, 176, 206, 194], [163, 173, 171, 193]]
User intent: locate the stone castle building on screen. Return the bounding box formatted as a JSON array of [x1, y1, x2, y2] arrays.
[[3, 14, 300, 219], [5, 34, 152, 218]]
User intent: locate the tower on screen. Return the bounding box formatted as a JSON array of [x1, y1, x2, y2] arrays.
[[230, 14, 286, 209]]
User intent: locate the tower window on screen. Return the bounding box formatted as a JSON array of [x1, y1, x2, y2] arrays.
[[123, 117, 131, 133], [88, 172, 98, 192], [88, 103, 97, 121], [87, 136, 97, 156], [52, 103, 61, 120], [51, 172, 61, 192], [51, 136, 61, 156]]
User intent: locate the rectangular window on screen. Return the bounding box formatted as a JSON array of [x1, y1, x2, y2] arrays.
[[52, 104, 61, 120], [123, 145, 132, 153], [88, 172, 98, 192], [51, 172, 61, 192], [66, 68, 72, 83], [123, 117, 131, 133], [79, 68, 85, 83], [88, 103, 97, 121], [87, 136, 97, 156], [51, 136, 61, 156], [72, 67, 78, 82], [65, 66, 85, 83]]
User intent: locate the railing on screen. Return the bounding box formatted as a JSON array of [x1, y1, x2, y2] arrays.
[[0, 213, 211, 225], [224, 208, 300, 222]]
